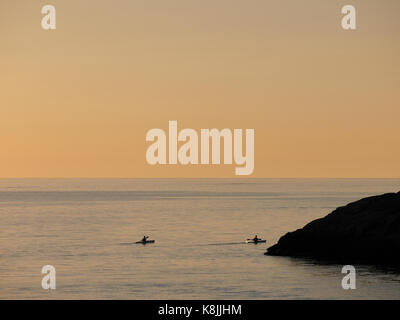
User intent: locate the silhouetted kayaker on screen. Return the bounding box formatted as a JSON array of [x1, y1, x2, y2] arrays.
[[142, 236, 149, 242]]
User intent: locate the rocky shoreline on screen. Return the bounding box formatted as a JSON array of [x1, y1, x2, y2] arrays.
[[266, 192, 400, 266]]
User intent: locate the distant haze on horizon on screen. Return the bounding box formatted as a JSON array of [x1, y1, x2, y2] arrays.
[[1, 0, 399, 178]]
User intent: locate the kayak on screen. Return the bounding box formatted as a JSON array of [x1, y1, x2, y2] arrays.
[[245, 239, 266, 244], [135, 240, 155, 244]]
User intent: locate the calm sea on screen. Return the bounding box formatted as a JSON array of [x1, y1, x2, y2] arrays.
[[0, 178, 399, 299]]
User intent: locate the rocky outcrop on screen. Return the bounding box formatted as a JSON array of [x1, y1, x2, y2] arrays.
[[266, 192, 400, 265]]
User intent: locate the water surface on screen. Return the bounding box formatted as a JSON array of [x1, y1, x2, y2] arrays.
[[1, 178, 399, 299]]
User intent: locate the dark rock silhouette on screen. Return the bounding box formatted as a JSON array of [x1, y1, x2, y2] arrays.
[[266, 192, 400, 265]]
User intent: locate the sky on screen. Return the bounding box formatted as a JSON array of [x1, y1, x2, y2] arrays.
[[1, 0, 399, 178]]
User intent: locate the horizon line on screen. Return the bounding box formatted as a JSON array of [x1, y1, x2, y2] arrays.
[[0, 177, 399, 180]]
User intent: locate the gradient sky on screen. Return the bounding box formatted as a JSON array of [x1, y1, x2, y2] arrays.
[[1, 0, 399, 177]]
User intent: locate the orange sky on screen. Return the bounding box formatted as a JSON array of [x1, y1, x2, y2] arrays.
[[1, 0, 399, 178]]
